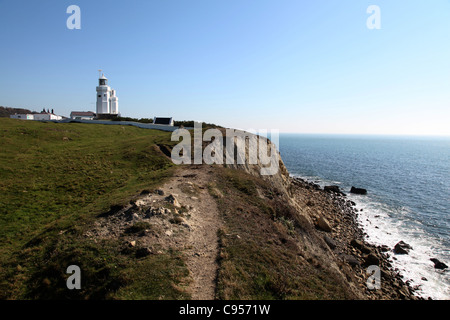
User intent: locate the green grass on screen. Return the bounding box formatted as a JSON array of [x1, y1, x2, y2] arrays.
[[115, 249, 190, 300], [0, 118, 189, 299]]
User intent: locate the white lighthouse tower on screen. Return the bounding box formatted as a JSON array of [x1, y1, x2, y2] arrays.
[[96, 71, 119, 118]]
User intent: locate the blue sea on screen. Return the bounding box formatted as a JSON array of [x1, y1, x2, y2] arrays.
[[278, 134, 450, 300]]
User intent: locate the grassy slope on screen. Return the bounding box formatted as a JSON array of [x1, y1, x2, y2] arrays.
[[212, 167, 358, 300], [0, 118, 188, 299]]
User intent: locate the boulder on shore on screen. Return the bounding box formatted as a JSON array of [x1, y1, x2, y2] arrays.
[[324, 185, 344, 195], [315, 216, 333, 232], [350, 239, 371, 254], [364, 253, 380, 266], [340, 254, 360, 267], [323, 235, 337, 249], [350, 186, 367, 195], [430, 258, 448, 270], [393, 241, 413, 255]]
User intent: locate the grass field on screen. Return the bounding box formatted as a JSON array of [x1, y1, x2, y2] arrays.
[[0, 118, 189, 299]]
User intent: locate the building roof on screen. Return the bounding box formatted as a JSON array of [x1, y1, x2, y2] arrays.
[[99, 74, 107, 80], [153, 117, 173, 125], [71, 111, 96, 116]]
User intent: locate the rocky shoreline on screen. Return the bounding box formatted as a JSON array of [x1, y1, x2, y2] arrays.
[[290, 177, 421, 300]]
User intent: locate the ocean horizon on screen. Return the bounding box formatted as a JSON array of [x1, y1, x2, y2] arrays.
[[279, 133, 450, 300], [278, 133, 450, 139]]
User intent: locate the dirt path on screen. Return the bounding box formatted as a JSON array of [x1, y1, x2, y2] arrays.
[[88, 164, 222, 299], [160, 165, 222, 300]]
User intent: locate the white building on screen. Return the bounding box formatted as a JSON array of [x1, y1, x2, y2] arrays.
[[96, 73, 119, 116], [70, 111, 96, 120], [33, 113, 63, 121], [10, 113, 62, 120]]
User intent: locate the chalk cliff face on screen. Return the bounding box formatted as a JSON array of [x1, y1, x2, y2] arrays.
[[220, 131, 291, 193]]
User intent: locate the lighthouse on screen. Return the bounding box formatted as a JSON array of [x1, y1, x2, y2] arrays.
[[96, 72, 119, 117]]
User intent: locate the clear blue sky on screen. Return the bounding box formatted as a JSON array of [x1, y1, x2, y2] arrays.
[[0, 0, 449, 135]]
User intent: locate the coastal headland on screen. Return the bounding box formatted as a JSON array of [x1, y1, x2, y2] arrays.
[[0, 118, 418, 299]]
